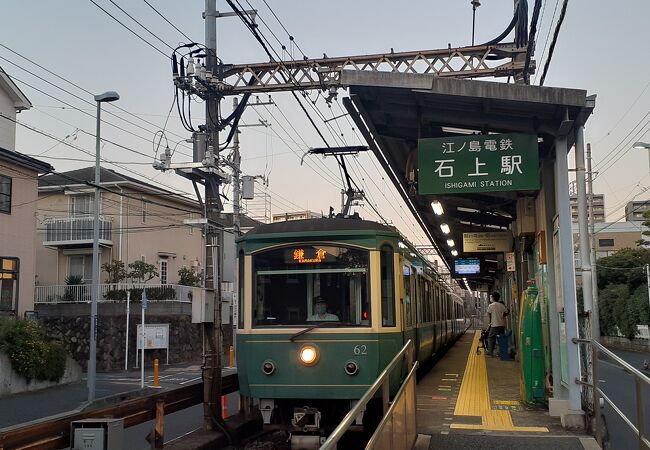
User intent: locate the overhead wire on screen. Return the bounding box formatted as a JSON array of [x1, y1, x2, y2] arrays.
[[87, 0, 170, 58], [141, 0, 194, 43], [106, 0, 176, 52], [538, 0, 569, 86], [0, 44, 193, 147]]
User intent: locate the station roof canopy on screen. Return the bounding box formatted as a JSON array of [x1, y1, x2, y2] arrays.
[[343, 71, 595, 277]]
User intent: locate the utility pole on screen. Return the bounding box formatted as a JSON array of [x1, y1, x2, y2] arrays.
[[586, 143, 600, 341], [203, 0, 223, 430], [232, 97, 241, 236]]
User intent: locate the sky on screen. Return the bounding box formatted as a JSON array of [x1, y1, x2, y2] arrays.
[[1, 0, 649, 247]]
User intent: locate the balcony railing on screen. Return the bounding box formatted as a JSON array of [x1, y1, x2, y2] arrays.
[[43, 216, 112, 246], [34, 283, 200, 304]]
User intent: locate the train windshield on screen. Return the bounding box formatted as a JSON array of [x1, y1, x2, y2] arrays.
[[252, 245, 370, 327]]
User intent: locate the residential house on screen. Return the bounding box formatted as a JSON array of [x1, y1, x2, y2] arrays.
[[0, 67, 53, 317], [35, 167, 204, 294]]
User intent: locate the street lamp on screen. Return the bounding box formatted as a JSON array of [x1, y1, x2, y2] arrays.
[[88, 91, 119, 401], [633, 142, 650, 174], [633, 142, 650, 328]]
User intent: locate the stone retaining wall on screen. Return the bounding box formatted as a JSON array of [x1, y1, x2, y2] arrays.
[[602, 335, 650, 353], [36, 303, 233, 371]]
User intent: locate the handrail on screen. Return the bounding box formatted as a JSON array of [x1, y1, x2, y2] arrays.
[[320, 339, 415, 450], [364, 361, 419, 449], [574, 338, 650, 449]]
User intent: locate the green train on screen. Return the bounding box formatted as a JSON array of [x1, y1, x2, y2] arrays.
[[235, 217, 465, 442]]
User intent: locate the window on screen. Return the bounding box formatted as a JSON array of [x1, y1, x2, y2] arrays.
[[238, 250, 245, 328], [141, 200, 147, 223], [599, 238, 615, 247], [403, 266, 412, 327], [0, 258, 19, 311], [69, 194, 95, 216], [69, 255, 93, 282], [0, 175, 11, 214], [252, 244, 370, 327], [160, 260, 168, 285], [380, 245, 395, 326]]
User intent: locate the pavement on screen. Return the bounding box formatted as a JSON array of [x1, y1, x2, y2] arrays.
[[0, 361, 236, 429], [416, 331, 598, 449]]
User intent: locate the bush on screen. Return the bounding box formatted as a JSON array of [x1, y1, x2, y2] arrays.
[[0, 318, 67, 382], [105, 289, 128, 301], [146, 286, 176, 301]]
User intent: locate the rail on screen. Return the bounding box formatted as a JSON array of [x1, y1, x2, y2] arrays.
[[320, 340, 418, 450], [574, 338, 650, 450], [0, 374, 238, 450]]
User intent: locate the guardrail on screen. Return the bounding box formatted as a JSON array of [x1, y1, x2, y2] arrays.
[[320, 340, 418, 450], [0, 374, 238, 450], [574, 338, 650, 450], [34, 284, 199, 304]]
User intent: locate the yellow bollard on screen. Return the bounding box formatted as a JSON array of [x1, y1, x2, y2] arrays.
[[153, 358, 159, 387], [229, 345, 234, 368]]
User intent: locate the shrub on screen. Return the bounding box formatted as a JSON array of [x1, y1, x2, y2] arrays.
[[0, 318, 67, 382], [146, 286, 177, 301], [178, 267, 202, 287]]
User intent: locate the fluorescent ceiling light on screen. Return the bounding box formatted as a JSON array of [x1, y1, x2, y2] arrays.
[[431, 200, 444, 215], [440, 223, 451, 234], [451, 249, 458, 257], [447, 239, 455, 247]]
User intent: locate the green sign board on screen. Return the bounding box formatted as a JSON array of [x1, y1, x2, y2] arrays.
[[418, 133, 539, 195]]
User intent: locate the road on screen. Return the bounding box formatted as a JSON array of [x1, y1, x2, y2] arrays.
[[0, 363, 239, 449], [599, 348, 650, 449]]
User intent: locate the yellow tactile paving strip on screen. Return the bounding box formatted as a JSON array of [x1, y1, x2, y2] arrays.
[[450, 331, 549, 432]]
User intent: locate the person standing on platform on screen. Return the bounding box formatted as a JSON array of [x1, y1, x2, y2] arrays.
[[486, 292, 507, 356]]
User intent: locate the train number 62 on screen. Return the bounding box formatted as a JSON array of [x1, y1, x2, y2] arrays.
[[353, 345, 368, 355]]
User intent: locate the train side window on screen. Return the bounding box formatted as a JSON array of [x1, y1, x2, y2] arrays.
[[380, 245, 396, 326], [403, 266, 412, 327], [238, 250, 245, 329]]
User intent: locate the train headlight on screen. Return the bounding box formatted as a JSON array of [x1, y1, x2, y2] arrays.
[[299, 345, 319, 366], [262, 360, 276, 375], [345, 361, 359, 376]]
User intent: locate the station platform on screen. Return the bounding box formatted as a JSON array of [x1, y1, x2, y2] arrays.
[[414, 331, 599, 450]]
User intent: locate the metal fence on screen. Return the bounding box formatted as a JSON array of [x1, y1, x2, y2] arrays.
[[34, 283, 198, 304], [576, 338, 650, 450], [320, 340, 418, 450], [43, 216, 112, 244]]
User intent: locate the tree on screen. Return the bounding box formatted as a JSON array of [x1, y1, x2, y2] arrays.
[[102, 260, 128, 284], [128, 260, 158, 283], [178, 267, 202, 287]]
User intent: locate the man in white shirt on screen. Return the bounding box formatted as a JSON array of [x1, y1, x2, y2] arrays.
[[307, 297, 339, 322], [486, 292, 508, 356]]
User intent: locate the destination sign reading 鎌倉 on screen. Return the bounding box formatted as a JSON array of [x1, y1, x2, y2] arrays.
[[418, 133, 540, 194]]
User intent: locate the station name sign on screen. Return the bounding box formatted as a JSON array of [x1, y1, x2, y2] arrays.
[[418, 133, 539, 195], [463, 232, 513, 253]]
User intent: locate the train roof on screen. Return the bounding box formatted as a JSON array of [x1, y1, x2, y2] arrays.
[[243, 217, 397, 237]]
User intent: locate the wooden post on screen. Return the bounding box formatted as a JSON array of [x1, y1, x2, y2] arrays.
[[155, 399, 164, 449]]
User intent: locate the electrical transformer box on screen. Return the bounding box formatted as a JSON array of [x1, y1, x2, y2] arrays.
[[71, 418, 123, 450]]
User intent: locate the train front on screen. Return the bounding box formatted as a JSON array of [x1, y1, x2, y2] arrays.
[[236, 230, 400, 443]]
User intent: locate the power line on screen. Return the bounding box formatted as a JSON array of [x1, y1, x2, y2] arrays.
[[0, 112, 194, 197], [106, 0, 175, 51], [594, 112, 650, 176], [87, 0, 170, 58], [0, 43, 193, 146], [538, 0, 569, 86], [534, 0, 560, 85], [142, 0, 194, 44]]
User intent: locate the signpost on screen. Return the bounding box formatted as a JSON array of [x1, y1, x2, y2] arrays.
[[463, 232, 513, 253], [418, 133, 539, 195], [136, 324, 170, 365]]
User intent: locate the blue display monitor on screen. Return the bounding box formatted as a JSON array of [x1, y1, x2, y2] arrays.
[[454, 258, 481, 276]]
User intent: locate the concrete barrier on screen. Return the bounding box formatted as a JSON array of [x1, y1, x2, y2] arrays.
[[0, 353, 82, 396]]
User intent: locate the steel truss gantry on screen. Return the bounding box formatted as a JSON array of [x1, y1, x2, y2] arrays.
[[209, 43, 530, 95]]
